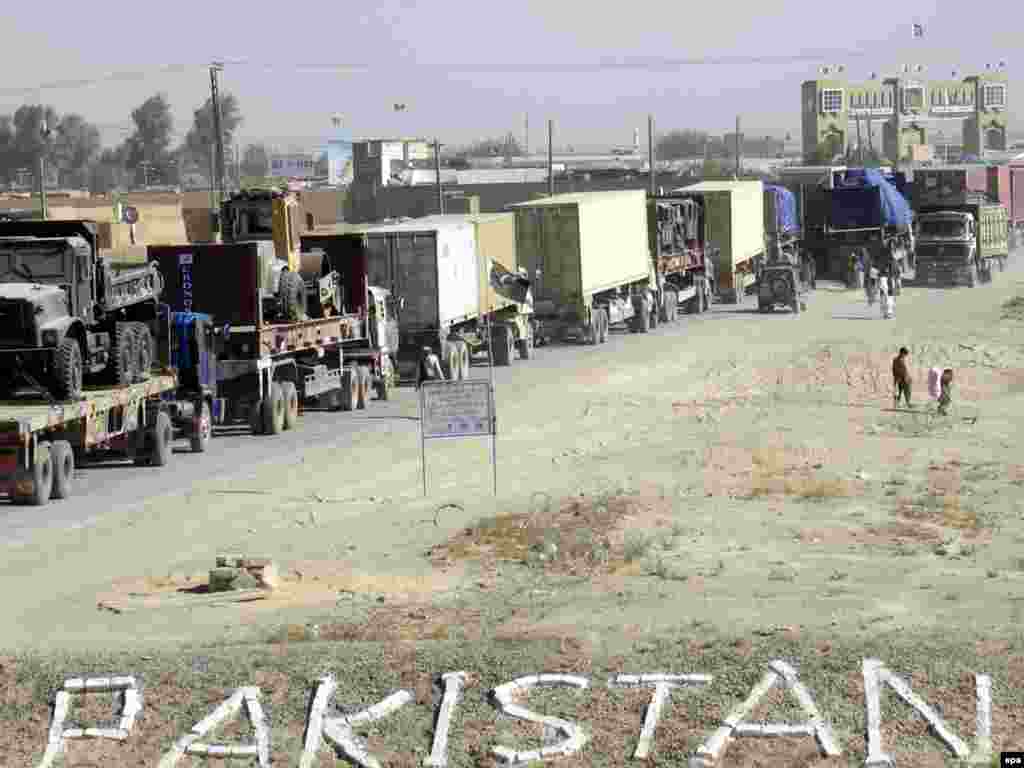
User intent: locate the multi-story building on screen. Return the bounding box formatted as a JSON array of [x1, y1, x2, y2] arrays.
[[801, 68, 1009, 163], [353, 138, 435, 188]]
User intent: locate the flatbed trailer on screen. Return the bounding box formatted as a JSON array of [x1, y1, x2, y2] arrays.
[[0, 310, 218, 506]]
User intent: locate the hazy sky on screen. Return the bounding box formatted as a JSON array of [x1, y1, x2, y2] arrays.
[[1, 0, 1020, 151]]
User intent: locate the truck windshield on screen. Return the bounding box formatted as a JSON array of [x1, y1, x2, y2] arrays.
[[918, 220, 966, 238]]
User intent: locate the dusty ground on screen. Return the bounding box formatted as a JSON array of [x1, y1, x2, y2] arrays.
[[4, 257, 1024, 766]]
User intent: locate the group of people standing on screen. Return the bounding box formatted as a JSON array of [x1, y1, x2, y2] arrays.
[[891, 347, 955, 415], [851, 248, 895, 319]]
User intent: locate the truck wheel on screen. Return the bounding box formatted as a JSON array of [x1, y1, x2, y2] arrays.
[[50, 440, 74, 500], [967, 264, 978, 287], [279, 271, 307, 322], [340, 369, 357, 411], [281, 381, 299, 429], [597, 309, 609, 343], [375, 370, 393, 401], [586, 313, 600, 345], [112, 323, 136, 386], [517, 336, 533, 359], [262, 382, 286, 435], [792, 300, 802, 315], [648, 298, 659, 329], [459, 341, 471, 379], [325, 387, 344, 411], [54, 338, 84, 401], [190, 401, 213, 452], [131, 324, 154, 381], [493, 325, 513, 364], [137, 411, 173, 467], [664, 291, 678, 323], [14, 443, 54, 506], [356, 367, 371, 409], [248, 401, 265, 434]]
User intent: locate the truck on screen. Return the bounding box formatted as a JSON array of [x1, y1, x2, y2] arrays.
[[148, 241, 382, 436], [647, 194, 715, 316], [317, 214, 533, 381], [758, 184, 812, 314], [821, 169, 913, 292], [0, 307, 220, 506], [913, 164, 1024, 250], [509, 190, 656, 345], [671, 181, 766, 304], [0, 220, 163, 402], [913, 198, 1009, 287], [220, 187, 313, 272]]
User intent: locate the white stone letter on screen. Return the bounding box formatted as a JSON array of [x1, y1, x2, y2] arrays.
[[157, 686, 269, 767], [424, 672, 468, 767], [37, 675, 141, 768], [299, 673, 413, 768], [490, 674, 589, 764], [862, 658, 992, 767], [690, 660, 840, 767], [608, 673, 712, 760]]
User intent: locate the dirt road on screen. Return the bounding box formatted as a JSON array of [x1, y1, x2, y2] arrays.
[[3, 258, 1024, 765]]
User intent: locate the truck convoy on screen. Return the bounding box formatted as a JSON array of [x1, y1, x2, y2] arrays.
[[648, 194, 716, 316], [0, 220, 163, 401]]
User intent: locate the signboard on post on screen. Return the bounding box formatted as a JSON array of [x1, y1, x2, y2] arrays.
[[419, 380, 497, 495]]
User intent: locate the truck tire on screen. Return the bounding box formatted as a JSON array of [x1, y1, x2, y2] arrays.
[[663, 291, 678, 323], [279, 271, 307, 322], [325, 387, 344, 411], [262, 382, 286, 434], [340, 369, 357, 411], [586, 313, 600, 345], [50, 440, 74, 500], [375, 369, 393, 401], [135, 411, 174, 467], [190, 401, 213, 453], [281, 381, 299, 429], [112, 323, 136, 386], [597, 309, 609, 343], [791, 299, 801, 315], [248, 401, 265, 434], [967, 264, 978, 287], [356, 367, 371, 409], [54, 337, 84, 401], [493, 325, 513, 364], [131, 324, 154, 380], [459, 341, 471, 380], [14, 443, 53, 506], [648, 299, 659, 329]]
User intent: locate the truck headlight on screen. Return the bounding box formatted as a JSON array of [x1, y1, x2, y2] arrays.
[[41, 330, 59, 347]]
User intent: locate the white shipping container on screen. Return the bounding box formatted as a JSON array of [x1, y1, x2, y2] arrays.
[[673, 180, 765, 269]]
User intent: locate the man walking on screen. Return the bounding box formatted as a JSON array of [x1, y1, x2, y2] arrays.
[[417, 345, 445, 389], [937, 368, 954, 415], [892, 347, 912, 408]]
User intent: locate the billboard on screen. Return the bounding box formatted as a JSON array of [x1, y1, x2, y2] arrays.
[[269, 154, 319, 179]]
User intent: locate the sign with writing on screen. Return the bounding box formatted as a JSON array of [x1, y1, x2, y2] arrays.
[[178, 253, 194, 313], [420, 381, 494, 439]]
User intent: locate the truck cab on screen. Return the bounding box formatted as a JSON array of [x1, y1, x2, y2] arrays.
[[914, 211, 980, 287]]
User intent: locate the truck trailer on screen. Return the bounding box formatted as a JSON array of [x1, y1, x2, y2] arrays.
[[148, 241, 384, 436], [0, 307, 219, 506], [509, 190, 655, 344], [318, 214, 533, 380], [914, 199, 1009, 287], [648, 195, 714, 317], [671, 181, 765, 304], [913, 164, 1024, 249]]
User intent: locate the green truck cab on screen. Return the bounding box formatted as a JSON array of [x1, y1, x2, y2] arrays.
[[914, 200, 1008, 287]]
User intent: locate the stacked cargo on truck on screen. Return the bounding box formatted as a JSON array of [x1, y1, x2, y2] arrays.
[[647, 194, 714, 316], [671, 181, 765, 304], [509, 190, 657, 344], [148, 240, 383, 436], [757, 185, 813, 314]]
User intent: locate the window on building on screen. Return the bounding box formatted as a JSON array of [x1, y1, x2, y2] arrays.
[[902, 86, 924, 110], [366, 142, 379, 158], [983, 84, 1006, 108], [820, 88, 843, 113]]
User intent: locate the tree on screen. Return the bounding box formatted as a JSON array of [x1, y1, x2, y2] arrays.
[[183, 92, 243, 165], [124, 94, 174, 171], [240, 143, 269, 178], [52, 114, 101, 188], [89, 146, 131, 194], [11, 105, 60, 169], [0, 115, 15, 185]]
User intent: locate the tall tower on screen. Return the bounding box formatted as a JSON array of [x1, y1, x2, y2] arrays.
[[801, 72, 849, 163]]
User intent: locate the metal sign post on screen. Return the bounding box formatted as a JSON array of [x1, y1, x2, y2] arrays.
[[419, 378, 496, 497]]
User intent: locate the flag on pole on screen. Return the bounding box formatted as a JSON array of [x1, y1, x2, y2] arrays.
[[912, 23, 924, 38]]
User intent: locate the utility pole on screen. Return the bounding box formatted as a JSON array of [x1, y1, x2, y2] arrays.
[[734, 115, 742, 178], [209, 62, 227, 205], [547, 119, 554, 196], [38, 116, 51, 220], [648, 114, 656, 197], [524, 114, 529, 156], [434, 138, 443, 215]]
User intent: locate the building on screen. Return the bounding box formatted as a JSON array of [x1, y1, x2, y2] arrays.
[[353, 138, 435, 188], [268, 153, 322, 179], [801, 67, 1009, 163]]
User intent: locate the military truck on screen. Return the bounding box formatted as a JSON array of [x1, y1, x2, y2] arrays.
[[757, 243, 810, 314], [914, 199, 1009, 287], [0, 220, 163, 402]]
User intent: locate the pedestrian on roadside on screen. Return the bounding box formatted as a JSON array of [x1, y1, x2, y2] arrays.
[[854, 250, 865, 290], [848, 251, 858, 289], [937, 368, 954, 415], [877, 274, 890, 318], [417, 346, 445, 389], [892, 347, 912, 408]]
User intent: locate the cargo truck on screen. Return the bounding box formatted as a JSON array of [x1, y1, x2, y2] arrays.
[[914, 198, 1008, 287], [0, 307, 219, 506], [758, 185, 812, 314], [509, 191, 656, 344], [671, 181, 766, 304], [319, 215, 533, 380], [820, 169, 913, 292], [648, 195, 714, 316], [913, 164, 1024, 250], [148, 242, 383, 436]]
